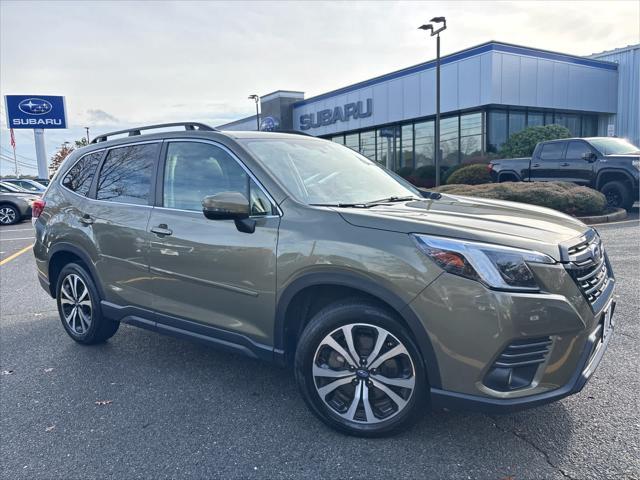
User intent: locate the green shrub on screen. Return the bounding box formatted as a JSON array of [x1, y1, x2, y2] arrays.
[[499, 125, 571, 158], [396, 166, 414, 178], [434, 181, 606, 216], [446, 163, 492, 185]]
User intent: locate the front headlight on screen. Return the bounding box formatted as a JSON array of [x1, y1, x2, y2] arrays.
[[412, 234, 555, 291]]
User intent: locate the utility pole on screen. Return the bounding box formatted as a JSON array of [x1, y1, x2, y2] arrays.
[[85, 126, 90, 143]]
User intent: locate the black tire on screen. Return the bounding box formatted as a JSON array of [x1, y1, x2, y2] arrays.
[[55, 263, 119, 345], [600, 181, 633, 210], [294, 298, 428, 437], [0, 204, 20, 225]]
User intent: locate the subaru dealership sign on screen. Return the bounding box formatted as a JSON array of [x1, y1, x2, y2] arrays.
[[4, 95, 67, 129]]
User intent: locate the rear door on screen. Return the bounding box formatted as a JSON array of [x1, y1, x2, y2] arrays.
[[561, 140, 596, 185], [81, 141, 160, 309], [147, 140, 280, 345], [530, 141, 566, 182]]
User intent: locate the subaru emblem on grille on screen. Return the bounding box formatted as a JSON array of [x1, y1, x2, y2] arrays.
[[589, 243, 601, 263]]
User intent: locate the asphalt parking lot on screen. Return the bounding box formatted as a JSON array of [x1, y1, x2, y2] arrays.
[[1, 215, 638, 480]]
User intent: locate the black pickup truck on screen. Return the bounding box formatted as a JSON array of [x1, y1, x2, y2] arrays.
[[488, 137, 640, 210]]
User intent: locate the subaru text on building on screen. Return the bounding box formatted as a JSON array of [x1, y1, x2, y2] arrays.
[[33, 123, 616, 436]]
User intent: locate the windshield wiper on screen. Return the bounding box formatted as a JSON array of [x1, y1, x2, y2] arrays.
[[310, 196, 423, 209], [310, 202, 371, 208]]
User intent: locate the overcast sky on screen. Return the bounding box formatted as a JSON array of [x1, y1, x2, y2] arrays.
[[1, 0, 638, 175]]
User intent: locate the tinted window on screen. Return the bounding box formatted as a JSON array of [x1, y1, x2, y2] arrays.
[[163, 142, 271, 216], [565, 141, 591, 160], [0, 185, 10, 193], [96, 144, 158, 205], [540, 142, 565, 160], [62, 152, 102, 196]]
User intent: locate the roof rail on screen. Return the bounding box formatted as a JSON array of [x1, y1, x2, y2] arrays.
[[91, 122, 217, 144]]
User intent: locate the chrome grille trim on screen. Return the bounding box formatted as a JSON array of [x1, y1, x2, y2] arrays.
[[564, 232, 613, 307]]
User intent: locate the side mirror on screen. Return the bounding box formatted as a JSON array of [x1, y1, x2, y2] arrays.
[[201, 192, 255, 234], [582, 152, 597, 162], [202, 192, 249, 220]]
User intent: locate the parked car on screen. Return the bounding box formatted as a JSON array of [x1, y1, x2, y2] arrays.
[[488, 137, 640, 210], [0, 182, 41, 225], [35, 178, 51, 187], [33, 123, 615, 436], [2, 178, 47, 193]]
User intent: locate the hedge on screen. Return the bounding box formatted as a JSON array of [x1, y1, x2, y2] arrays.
[[434, 181, 607, 216], [446, 163, 492, 185]]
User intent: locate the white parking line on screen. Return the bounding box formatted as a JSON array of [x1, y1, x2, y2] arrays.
[[0, 228, 34, 232], [0, 237, 34, 241]]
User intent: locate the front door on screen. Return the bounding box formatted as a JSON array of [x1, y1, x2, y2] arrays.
[[529, 141, 566, 182], [148, 140, 280, 345], [561, 140, 596, 186]]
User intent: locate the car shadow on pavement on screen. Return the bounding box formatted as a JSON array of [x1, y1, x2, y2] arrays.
[[1, 318, 575, 478]]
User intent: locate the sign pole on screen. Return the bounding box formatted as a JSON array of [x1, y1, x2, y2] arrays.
[[33, 129, 48, 179]]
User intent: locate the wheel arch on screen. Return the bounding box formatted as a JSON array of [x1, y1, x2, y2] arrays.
[[497, 170, 521, 182], [595, 169, 635, 190], [274, 270, 442, 388], [47, 243, 105, 299]]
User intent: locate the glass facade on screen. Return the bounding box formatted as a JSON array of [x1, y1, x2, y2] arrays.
[[328, 108, 602, 182]]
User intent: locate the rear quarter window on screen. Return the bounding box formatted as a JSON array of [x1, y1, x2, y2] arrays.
[[96, 143, 158, 205], [62, 151, 103, 196]]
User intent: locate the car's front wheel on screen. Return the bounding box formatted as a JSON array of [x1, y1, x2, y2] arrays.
[[295, 299, 427, 437], [0, 205, 20, 225], [56, 263, 119, 344], [600, 180, 633, 210]]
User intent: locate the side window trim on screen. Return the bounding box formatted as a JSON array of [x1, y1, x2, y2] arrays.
[[156, 139, 281, 217], [89, 140, 162, 205], [60, 149, 106, 198]]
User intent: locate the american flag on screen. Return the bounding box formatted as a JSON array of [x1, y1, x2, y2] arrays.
[[9, 128, 16, 149]]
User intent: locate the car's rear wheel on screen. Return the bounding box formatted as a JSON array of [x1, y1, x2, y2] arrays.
[[0, 205, 19, 225], [600, 181, 633, 210], [295, 299, 427, 437], [56, 263, 119, 344]]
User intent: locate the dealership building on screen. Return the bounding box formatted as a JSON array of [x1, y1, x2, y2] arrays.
[[218, 41, 639, 173]]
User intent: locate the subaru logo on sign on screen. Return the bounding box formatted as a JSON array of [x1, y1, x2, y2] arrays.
[[260, 116, 280, 132], [18, 98, 53, 115]]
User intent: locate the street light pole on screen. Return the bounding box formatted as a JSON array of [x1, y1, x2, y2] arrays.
[[248, 94, 260, 131], [85, 127, 90, 143], [419, 16, 447, 186]]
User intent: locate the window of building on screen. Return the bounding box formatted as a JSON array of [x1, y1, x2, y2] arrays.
[[359, 130, 376, 161], [544, 112, 554, 125], [460, 112, 483, 160], [488, 110, 507, 152], [527, 111, 544, 127], [62, 151, 102, 196], [400, 124, 414, 169], [582, 116, 597, 137], [331, 135, 345, 145], [345, 133, 359, 151], [414, 120, 434, 167], [509, 111, 526, 136], [440, 116, 459, 166], [96, 143, 158, 205], [539, 142, 565, 160], [556, 113, 580, 136], [377, 127, 399, 170]]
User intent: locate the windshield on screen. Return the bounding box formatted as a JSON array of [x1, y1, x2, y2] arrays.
[[241, 138, 419, 205], [589, 138, 640, 155]]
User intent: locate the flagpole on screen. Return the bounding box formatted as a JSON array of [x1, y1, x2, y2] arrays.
[[9, 128, 18, 177]]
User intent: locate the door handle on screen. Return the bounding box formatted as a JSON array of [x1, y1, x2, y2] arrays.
[[151, 224, 173, 236], [79, 214, 94, 225], [532, 163, 541, 168], [560, 162, 570, 167]]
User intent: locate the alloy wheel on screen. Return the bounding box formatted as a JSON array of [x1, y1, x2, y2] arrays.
[[60, 274, 92, 335], [312, 323, 416, 424], [605, 190, 621, 208], [0, 206, 17, 225]]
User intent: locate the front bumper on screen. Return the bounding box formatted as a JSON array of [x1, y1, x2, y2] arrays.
[[430, 301, 614, 413]]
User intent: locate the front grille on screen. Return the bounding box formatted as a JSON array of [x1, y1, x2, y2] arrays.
[[493, 337, 552, 368], [565, 232, 612, 306]]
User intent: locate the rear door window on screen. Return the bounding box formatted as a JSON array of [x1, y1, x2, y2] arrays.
[[539, 142, 565, 161], [62, 152, 103, 196], [96, 144, 159, 205]]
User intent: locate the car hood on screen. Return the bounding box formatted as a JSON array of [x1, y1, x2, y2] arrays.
[[604, 153, 640, 159], [337, 194, 589, 261]]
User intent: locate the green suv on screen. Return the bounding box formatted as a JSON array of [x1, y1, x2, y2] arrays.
[[33, 123, 615, 436]]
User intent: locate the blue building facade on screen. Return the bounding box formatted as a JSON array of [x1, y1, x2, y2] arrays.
[[219, 41, 638, 175]]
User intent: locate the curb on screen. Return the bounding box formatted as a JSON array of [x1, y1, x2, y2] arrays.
[[577, 208, 628, 224]]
